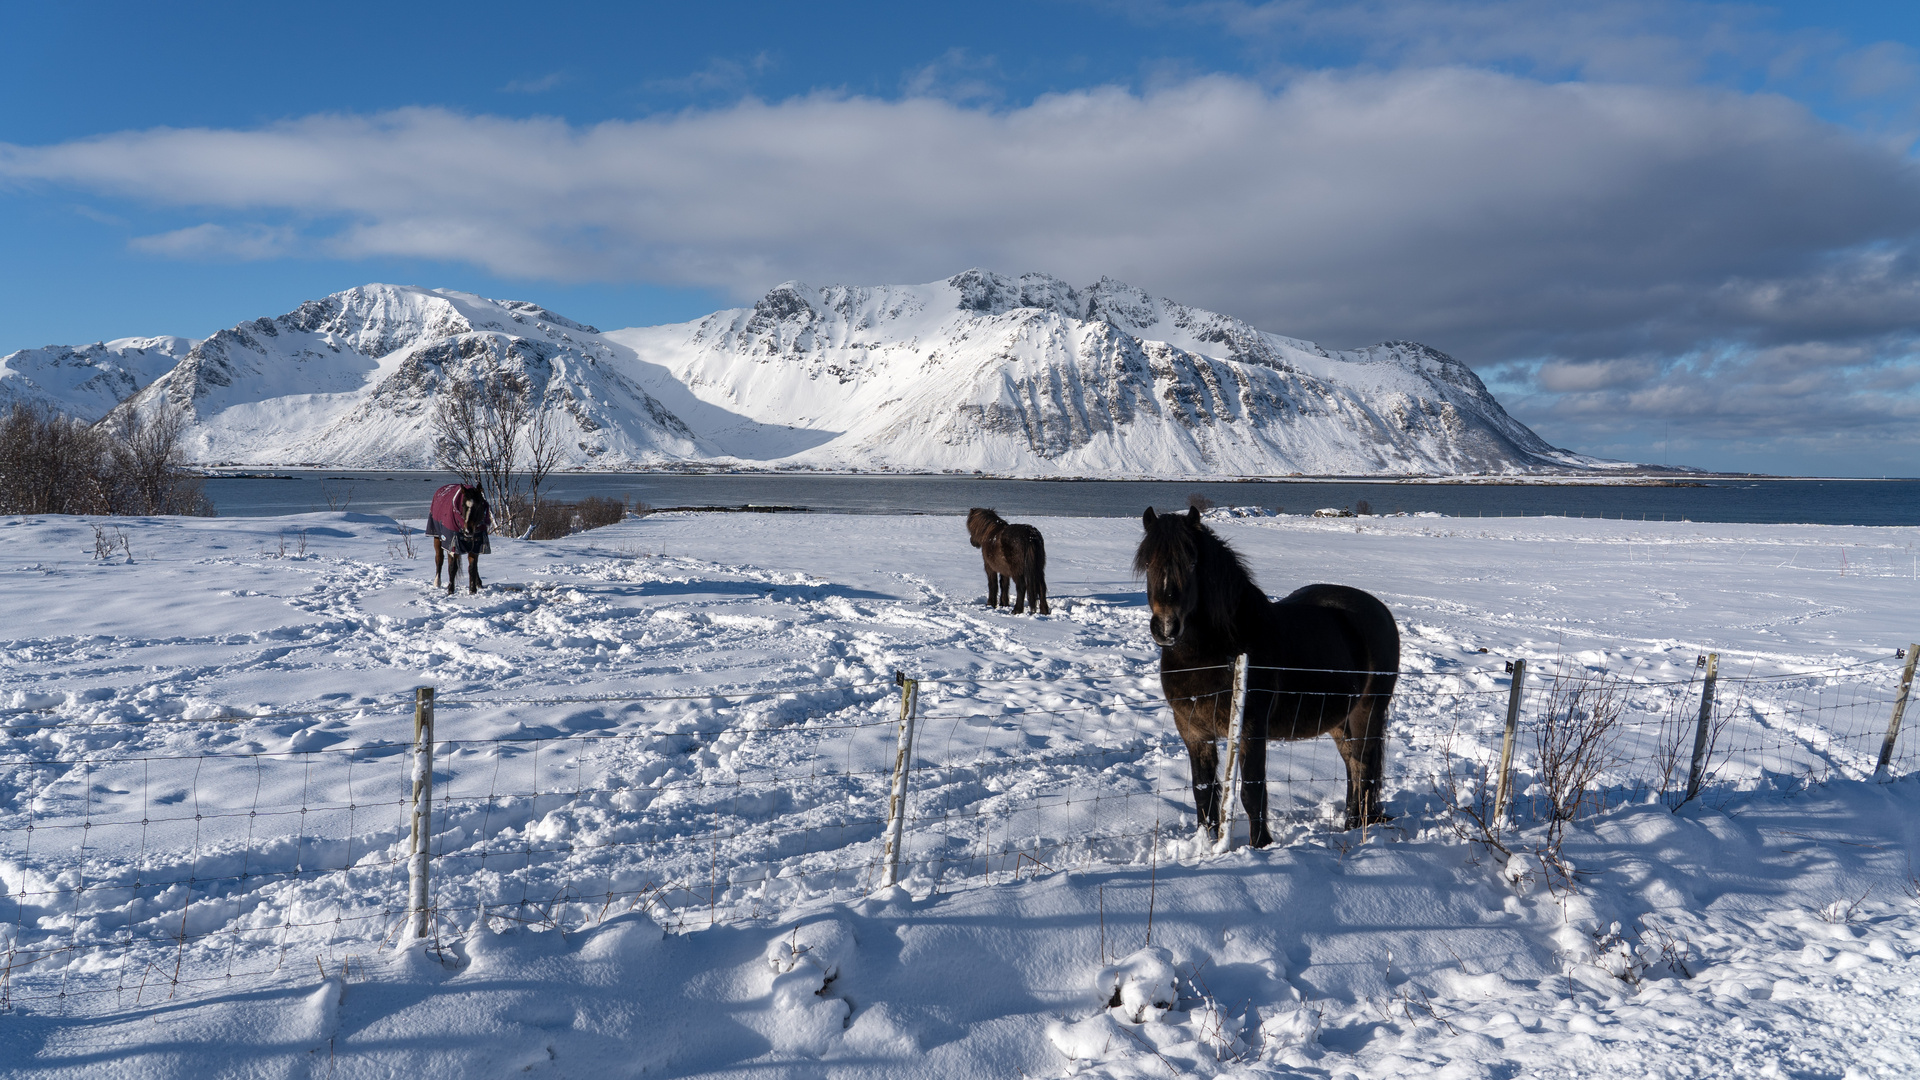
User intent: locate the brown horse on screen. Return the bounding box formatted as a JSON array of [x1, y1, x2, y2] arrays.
[[427, 483, 491, 595], [1135, 506, 1399, 842], [966, 508, 1049, 615]]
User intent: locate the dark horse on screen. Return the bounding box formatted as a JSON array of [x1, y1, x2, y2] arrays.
[[1135, 507, 1399, 843], [966, 508, 1049, 615], [427, 483, 492, 595]]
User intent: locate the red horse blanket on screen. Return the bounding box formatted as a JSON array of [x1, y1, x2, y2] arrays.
[[427, 484, 491, 554]]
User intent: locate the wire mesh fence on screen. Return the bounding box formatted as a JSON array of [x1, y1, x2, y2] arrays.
[[2, 647, 1914, 1010]]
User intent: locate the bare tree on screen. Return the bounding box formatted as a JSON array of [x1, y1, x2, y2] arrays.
[[112, 407, 209, 515], [523, 386, 565, 523], [0, 402, 210, 516], [431, 351, 564, 537]]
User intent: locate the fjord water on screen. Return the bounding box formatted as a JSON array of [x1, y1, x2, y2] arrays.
[[200, 472, 1920, 526]]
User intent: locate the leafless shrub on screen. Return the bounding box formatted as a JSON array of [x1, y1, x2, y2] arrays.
[[1, 403, 117, 514], [1818, 886, 1871, 924], [1355, 499, 1372, 516], [109, 408, 212, 516], [1187, 493, 1215, 511], [1533, 669, 1626, 853], [91, 524, 131, 562], [1440, 668, 1625, 890], [1592, 920, 1695, 985], [527, 495, 629, 540], [322, 482, 355, 511], [1652, 669, 1733, 809], [393, 522, 418, 559], [0, 402, 211, 516], [432, 353, 563, 537]]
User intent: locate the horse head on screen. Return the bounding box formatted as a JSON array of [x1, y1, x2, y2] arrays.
[[459, 486, 489, 536], [1135, 506, 1205, 647], [966, 507, 1003, 549]]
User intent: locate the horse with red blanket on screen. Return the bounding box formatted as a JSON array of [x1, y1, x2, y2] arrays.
[[427, 483, 491, 594]]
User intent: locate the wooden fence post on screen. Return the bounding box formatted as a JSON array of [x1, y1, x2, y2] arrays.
[[880, 672, 920, 889], [1492, 659, 1526, 825], [1875, 645, 1919, 781], [407, 686, 435, 940], [1684, 653, 1719, 803], [1213, 654, 1250, 854]]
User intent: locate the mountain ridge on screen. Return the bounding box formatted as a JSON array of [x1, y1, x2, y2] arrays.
[[0, 271, 1614, 477]]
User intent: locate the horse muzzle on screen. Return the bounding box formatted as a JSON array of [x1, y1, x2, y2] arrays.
[[1149, 614, 1182, 647]]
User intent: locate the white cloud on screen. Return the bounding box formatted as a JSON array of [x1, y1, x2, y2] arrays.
[[4, 68, 1919, 459], [6, 72, 1914, 343], [127, 222, 299, 260]]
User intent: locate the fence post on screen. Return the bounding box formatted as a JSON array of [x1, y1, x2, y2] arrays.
[[1875, 645, 1920, 781], [407, 686, 435, 940], [1684, 653, 1719, 803], [880, 671, 920, 889], [1213, 654, 1250, 854], [1492, 659, 1526, 825]]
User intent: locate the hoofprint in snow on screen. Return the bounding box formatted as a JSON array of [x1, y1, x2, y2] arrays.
[[1, 271, 1612, 477], [3, 508, 1919, 1078]]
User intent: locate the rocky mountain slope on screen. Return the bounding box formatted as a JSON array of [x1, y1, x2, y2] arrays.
[[0, 271, 1608, 476], [609, 270, 1604, 475], [0, 336, 197, 421], [90, 286, 708, 468]]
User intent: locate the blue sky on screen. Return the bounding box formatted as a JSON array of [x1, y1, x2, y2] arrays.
[[4, 0, 1919, 475]]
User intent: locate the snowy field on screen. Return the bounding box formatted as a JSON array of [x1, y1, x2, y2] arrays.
[[3, 506, 1920, 1078]]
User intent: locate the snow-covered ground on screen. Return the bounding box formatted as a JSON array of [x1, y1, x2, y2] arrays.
[[3, 507, 1919, 1078]]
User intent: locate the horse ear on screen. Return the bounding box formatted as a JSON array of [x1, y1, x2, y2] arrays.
[[1185, 506, 1202, 527], [1142, 507, 1157, 527]]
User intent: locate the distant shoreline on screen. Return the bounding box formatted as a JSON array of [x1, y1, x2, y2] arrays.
[[196, 467, 1912, 485]]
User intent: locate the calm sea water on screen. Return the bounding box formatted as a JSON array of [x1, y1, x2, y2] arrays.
[[198, 471, 1920, 527]]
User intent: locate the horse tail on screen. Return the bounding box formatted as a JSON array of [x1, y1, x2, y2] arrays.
[[1021, 527, 1047, 604]]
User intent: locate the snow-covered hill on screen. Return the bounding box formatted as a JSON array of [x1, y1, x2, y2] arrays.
[[5, 272, 1611, 475], [611, 270, 1605, 475], [98, 285, 707, 468], [0, 336, 196, 421]]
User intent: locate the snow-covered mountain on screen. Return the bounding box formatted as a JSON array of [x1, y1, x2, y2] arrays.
[[99, 286, 707, 468], [0, 336, 197, 421], [3, 271, 1609, 476], [611, 269, 1603, 476]]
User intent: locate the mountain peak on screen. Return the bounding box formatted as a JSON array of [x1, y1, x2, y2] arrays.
[[6, 269, 1605, 476]]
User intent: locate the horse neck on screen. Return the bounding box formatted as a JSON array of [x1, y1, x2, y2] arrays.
[[1188, 537, 1267, 655]]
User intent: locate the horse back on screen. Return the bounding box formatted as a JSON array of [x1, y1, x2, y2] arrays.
[[1268, 583, 1400, 684], [428, 484, 468, 538]]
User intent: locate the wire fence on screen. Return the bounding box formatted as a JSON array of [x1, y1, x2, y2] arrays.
[[1, 647, 1914, 1010]]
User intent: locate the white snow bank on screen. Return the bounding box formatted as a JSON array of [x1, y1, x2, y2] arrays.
[[2, 508, 1919, 1077]]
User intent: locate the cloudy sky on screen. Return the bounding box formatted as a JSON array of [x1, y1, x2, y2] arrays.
[[4, 0, 1918, 475]]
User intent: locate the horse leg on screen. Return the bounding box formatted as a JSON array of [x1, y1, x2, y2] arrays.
[[1011, 573, 1027, 614], [1239, 724, 1273, 847], [995, 573, 1010, 608], [468, 552, 481, 594], [1182, 734, 1225, 839], [985, 567, 999, 607], [1034, 573, 1049, 616], [1334, 691, 1391, 828], [445, 552, 459, 595], [433, 536, 445, 587]]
